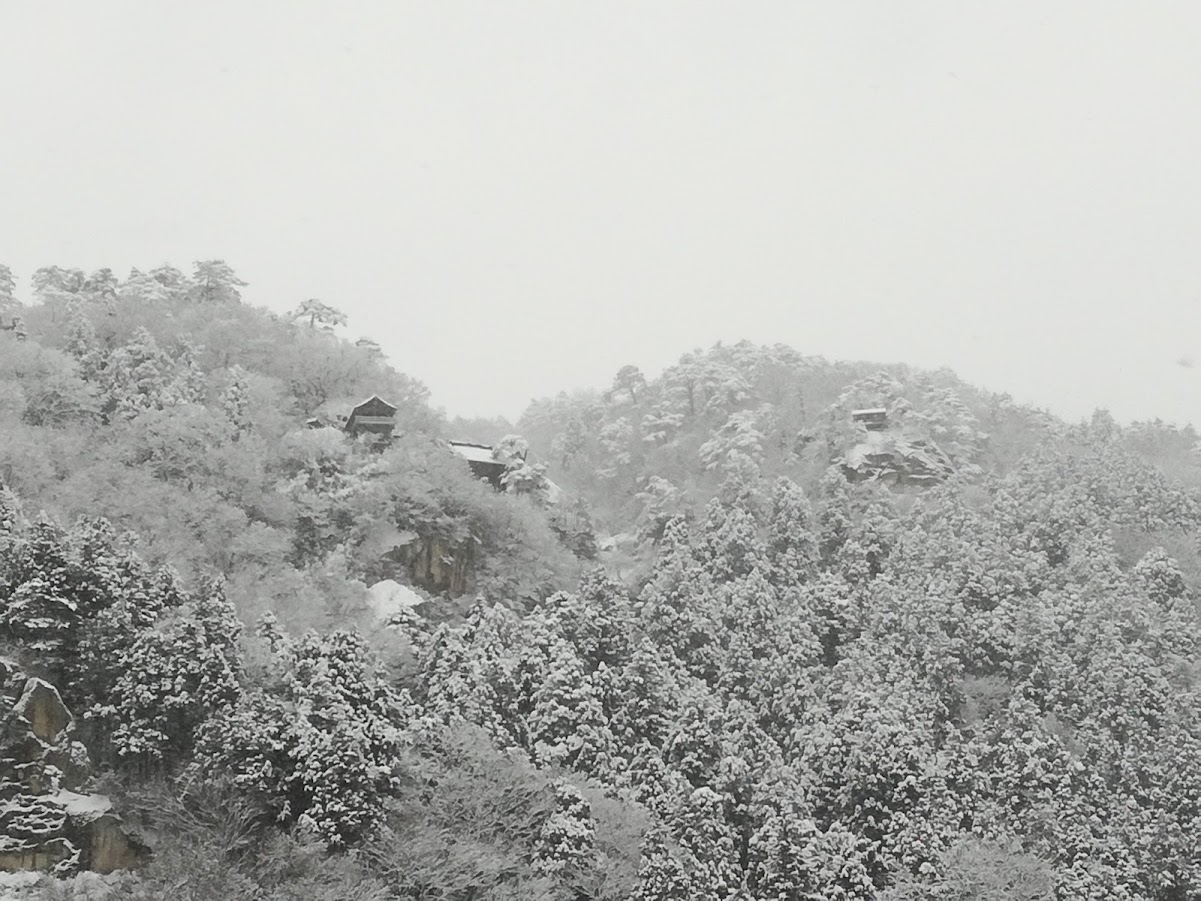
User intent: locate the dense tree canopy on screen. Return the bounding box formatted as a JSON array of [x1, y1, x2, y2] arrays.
[[1, 261, 1200, 898]]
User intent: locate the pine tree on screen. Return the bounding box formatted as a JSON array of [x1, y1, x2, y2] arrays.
[[528, 637, 613, 778], [533, 779, 596, 883], [712, 569, 782, 706], [607, 637, 681, 754], [68, 519, 183, 711], [634, 476, 686, 546], [82, 268, 119, 305], [631, 827, 697, 901], [797, 683, 934, 876], [189, 260, 247, 304], [664, 693, 724, 791], [0, 487, 21, 534], [417, 622, 507, 740], [715, 449, 766, 515], [552, 416, 588, 470], [119, 267, 170, 303], [220, 364, 252, 438], [610, 364, 647, 404], [63, 300, 106, 384], [31, 266, 85, 304], [290, 298, 348, 330], [0, 519, 81, 660], [640, 400, 686, 446], [500, 457, 552, 500], [288, 630, 409, 844], [148, 264, 193, 302], [817, 466, 855, 568], [714, 699, 785, 877], [548, 567, 636, 672], [595, 417, 635, 483], [748, 802, 875, 901], [696, 498, 766, 584], [164, 337, 207, 406], [196, 627, 408, 847], [104, 579, 242, 766], [1132, 547, 1189, 608], [668, 786, 742, 899], [101, 327, 175, 420], [637, 516, 722, 683], [754, 604, 822, 742], [0, 264, 17, 314], [698, 409, 767, 471], [767, 477, 819, 587]]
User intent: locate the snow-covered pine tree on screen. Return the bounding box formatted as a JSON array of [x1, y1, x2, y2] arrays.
[[533, 778, 597, 885], [101, 327, 175, 420], [766, 476, 819, 588], [528, 636, 614, 779], [631, 826, 698, 901], [667, 786, 742, 899], [220, 364, 252, 438], [104, 578, 242, 766], [637, 516, 723, 684]]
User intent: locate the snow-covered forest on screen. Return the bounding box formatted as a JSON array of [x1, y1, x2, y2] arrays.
[[2, 262, 1201, 899]]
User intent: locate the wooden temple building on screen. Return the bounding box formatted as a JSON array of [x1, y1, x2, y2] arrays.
[[851, 407, 888, 431], [307, 395, 398, 443], [345, 395, 398, 439], [448, 441, 508, 490]]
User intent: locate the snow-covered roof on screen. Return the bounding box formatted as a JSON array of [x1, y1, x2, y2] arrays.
[[851, 407, 887, 416], [449, 441, 502, 465], [349, 395, 397, 416]]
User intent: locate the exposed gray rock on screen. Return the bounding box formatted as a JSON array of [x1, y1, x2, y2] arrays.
[[0, 666, 145, 876]]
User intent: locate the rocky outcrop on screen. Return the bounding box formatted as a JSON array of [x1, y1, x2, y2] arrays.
[[401, 535, 472, 596], [0, 662, 145, 875], [839, 430, 954, 487]]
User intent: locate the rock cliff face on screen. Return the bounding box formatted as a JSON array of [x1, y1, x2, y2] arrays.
[[401, 535, 472, 596], [0, 659, 144, 875], [839, 430, 954, 486]]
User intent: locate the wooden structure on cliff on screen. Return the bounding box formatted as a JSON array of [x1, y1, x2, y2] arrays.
[[449, 441, 508, 490], [304, 395, 398, 446], [346, 395, 397, 440], [851, 407, 888, 431]]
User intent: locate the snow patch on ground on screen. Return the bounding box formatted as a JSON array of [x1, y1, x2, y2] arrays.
[[0, 871, 123, 900], [598, 532, 638, 553], [0, 873, 40, 890], [48, 790, 112, 820], [366, 579, 428, 623]]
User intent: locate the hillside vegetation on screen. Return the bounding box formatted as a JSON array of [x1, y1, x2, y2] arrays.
[[1, 262, 1200, 899]]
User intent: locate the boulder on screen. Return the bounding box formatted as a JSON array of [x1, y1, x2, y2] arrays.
[[0, 667, 145, 876], [13, 680, 72, 745], [3, 677, 89, 796], [50, 792, 143, 875]]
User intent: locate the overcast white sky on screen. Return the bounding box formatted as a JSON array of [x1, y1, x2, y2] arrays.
[[3, 2, 1201, 425]]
